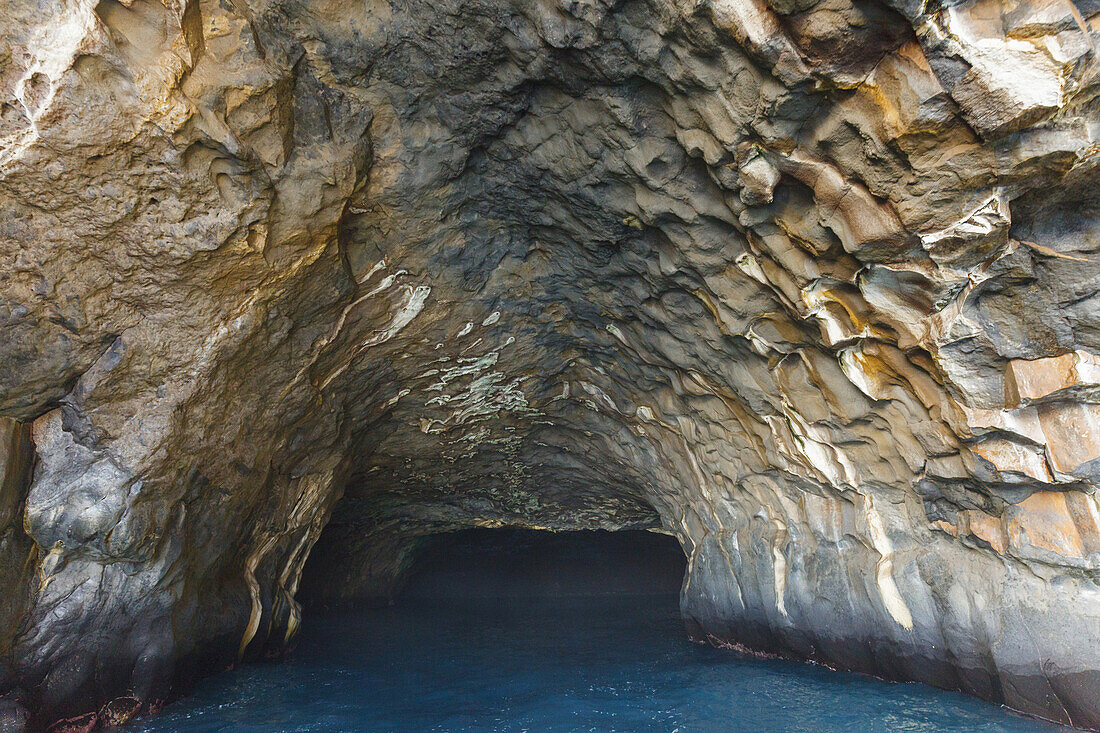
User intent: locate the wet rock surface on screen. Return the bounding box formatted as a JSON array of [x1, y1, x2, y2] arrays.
[[1, 0, 1100, 728]]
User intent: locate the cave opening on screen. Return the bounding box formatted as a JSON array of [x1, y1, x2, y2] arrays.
[[298, 526, 687, 608], [393, 527, 686, 602]]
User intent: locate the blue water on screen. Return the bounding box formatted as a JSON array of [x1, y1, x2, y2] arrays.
[[129, 593, 1059, 732]]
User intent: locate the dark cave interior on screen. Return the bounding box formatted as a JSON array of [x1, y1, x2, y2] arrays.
[[300, 528, 687, 607]]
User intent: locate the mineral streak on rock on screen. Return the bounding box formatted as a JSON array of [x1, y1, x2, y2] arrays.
[[1, 0, 1100, 728]]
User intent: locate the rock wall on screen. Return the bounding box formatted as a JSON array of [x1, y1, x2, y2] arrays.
[[1, 0, 1100, 728]]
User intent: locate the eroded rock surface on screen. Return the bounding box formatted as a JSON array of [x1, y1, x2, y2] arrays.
[[2, 0, 1100, 728]]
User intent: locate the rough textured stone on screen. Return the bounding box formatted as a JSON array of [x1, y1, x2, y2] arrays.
[[1, 0, 1100, 729]]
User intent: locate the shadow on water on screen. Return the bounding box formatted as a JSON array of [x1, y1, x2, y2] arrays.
[[129, 529, 1060, 732]]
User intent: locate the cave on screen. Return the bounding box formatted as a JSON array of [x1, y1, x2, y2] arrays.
[[1, 0, 1100, 730]]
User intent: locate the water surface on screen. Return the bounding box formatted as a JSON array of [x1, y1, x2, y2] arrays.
[[130, 592, 1059, 732]]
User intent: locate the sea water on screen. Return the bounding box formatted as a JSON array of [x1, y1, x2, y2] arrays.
[[128, 591, 1059, 732]]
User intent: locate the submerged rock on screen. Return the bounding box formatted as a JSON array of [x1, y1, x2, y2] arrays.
[[0, 0, 1099, 728]]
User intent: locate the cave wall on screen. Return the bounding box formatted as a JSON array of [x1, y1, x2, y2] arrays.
[[1, 0, 1100, 728]]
